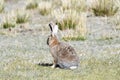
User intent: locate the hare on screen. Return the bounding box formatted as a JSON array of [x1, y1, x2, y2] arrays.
[[47, 23, 79, 69]]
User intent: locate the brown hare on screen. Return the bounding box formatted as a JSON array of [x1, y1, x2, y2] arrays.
[[47, 23, 79, 69]]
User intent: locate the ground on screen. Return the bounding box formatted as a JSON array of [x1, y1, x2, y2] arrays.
[[0, 0, 120, 80]]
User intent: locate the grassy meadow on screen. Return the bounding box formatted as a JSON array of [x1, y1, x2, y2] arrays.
[[0, 0, 120, 80]]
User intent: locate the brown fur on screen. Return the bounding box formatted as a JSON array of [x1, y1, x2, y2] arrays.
[[47, 35, 59, 47], [47, 23, 79, 69]]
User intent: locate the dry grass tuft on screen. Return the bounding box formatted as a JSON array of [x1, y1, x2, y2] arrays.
[[61, 0, 86, 12], [2, 14, 16, 29], [91, 0, 119, 16], [2, 20, 15, 29], [38, 1, 52, 16], [26, 1, 38, 10], [61, 0, 71, 10], [62, 30, 87, 41], [0, 0, 4, 13], [16, 10, 30, 24], [52, 9, 87, 41], [110, 12, 120, 30]]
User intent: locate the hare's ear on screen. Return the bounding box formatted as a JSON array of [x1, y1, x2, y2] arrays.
[[49, 23, 53, 32], [53, 24, 58, 35]]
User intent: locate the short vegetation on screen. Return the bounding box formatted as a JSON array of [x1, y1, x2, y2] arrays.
[[91, 0, 119, 16], [26, 1, 38, 9], [0, 0, 4, 13], [61, 0, 86, 12], [16, 10, 30, 24], [38, 1, 52, 16], [1, 10, 29, 29], [53, 9, 85, 30], [2, 16, 15, 29], [52, 9, 87, 41], [110, 12, 120, 30], [51, 0, 87, 41], [0, 0, 120, 80]]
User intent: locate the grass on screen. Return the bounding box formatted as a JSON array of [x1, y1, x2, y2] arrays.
[[61, 0, 71, 10], [98, 36, 114, 41], [0, 0, 120, 80], [2, 15, 15, 29], [1, 50, 120, 80], [52, 9, 87, 41], [26, 1, 38, 10], [73, 0, 86, 12], [53, 9, 86, 30], [0, 0, 4, 13], [62, 31, 87, 41], [110, 12, 120, 30], [79, 54, 120, 80], [16, 10, 30, 24], [91, 0, 119, 16], [61, 0, 86, 12], [62, 36, 86, 41], [38, 1, 52, 16], [2, 20, 15, 29], [52, 0, 87, 41]]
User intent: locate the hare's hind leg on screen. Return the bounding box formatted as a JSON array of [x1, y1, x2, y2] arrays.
[[70, 66, 77, 69]]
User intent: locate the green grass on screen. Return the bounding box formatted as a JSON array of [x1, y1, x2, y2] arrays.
[[0, 34, 119, 80], [91, 0, 119, 16], [62, 36, 86, 41], [79, 54, 120, 80], [1, 53, 119, 80], [57, 17, 77, 30]]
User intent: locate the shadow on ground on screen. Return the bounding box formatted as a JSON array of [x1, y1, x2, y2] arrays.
[[38, 63, 63, 69], [38, 63, 53, 67]]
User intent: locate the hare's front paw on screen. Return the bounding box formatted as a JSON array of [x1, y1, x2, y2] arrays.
[[51, 64, 56, 68]]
